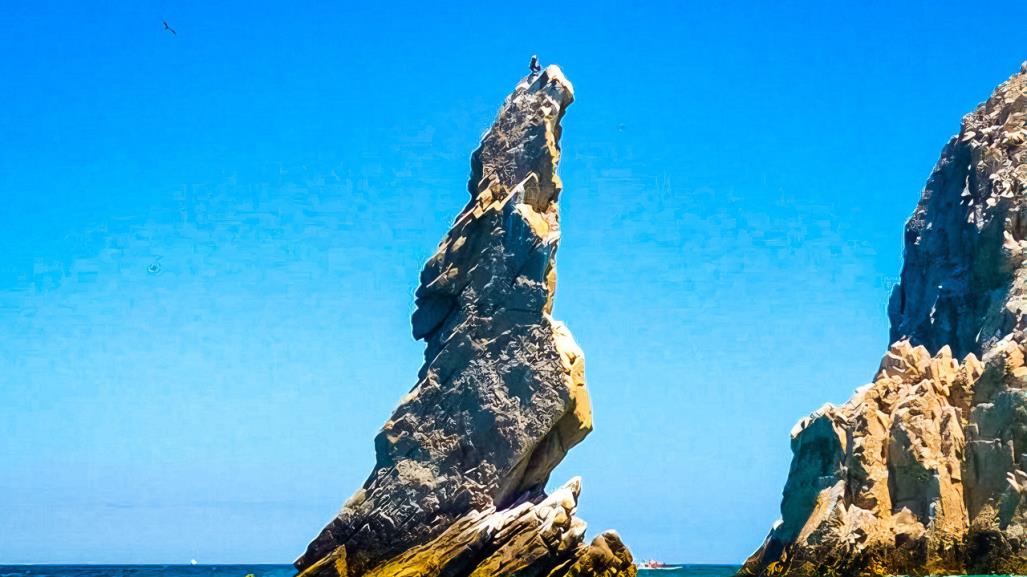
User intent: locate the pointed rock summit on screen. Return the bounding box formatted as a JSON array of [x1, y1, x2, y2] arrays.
[[742, 64, 1027, 576], [295, 65, 636, 577]]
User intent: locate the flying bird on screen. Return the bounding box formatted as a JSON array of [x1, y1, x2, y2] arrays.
[[163, 20, 176, 36], [529, 55, 541, 74]]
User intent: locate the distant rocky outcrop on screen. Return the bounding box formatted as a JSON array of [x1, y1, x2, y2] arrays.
[[295, 65, 636, 577], [741, 64, 1027, 576]]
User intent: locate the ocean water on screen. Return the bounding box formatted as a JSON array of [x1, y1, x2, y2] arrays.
[[0, 565, 742, 577], [0, 568, 297, 577], [637, 565, 740, 576]]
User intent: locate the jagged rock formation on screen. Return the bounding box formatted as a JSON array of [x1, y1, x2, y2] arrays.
[[741, 64, 1027, 576], [295, 65, 635, 577]]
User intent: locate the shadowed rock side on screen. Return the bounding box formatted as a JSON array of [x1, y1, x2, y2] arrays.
[[295, 65, 635, 577], [741, 65, 1027, 576]]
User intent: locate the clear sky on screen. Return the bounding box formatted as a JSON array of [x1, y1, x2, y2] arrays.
[[3, 0, 1027, 566]]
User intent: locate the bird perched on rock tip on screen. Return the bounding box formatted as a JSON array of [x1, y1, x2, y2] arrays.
[[530, 55, 541, 74], [1021, 60, 1027, 74]]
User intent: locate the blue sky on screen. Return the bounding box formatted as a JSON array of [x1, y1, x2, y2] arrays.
[[3, 0, 1027, 565]]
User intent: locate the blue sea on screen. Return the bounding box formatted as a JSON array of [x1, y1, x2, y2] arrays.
[[636, 566, 739, 576], [0, 568, 297, 577], [0, 565, 742, 577]]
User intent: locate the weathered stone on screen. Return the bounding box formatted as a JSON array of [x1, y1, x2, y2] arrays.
[[743, 64, 1027, 576], [295, 64, 633, 577]]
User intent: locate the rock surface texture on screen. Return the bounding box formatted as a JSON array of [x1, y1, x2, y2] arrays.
[[295, 65, 635, 577], [741, 65, 1027, 576]]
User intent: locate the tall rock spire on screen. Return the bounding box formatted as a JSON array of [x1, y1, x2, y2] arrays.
[[295, 65, 635, 577], [742, 64, 1027, 576]]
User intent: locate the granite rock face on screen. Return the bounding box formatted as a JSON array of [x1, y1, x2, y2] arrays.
[[295, 65, 635, 577], [742, 64, 1027, 576]]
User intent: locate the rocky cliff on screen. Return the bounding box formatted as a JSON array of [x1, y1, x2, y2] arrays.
[[740, 64, 1027, 576], [295, 65, 636, 577]]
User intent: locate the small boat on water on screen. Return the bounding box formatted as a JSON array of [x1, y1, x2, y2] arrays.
[[637, 559, 676, 570]]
